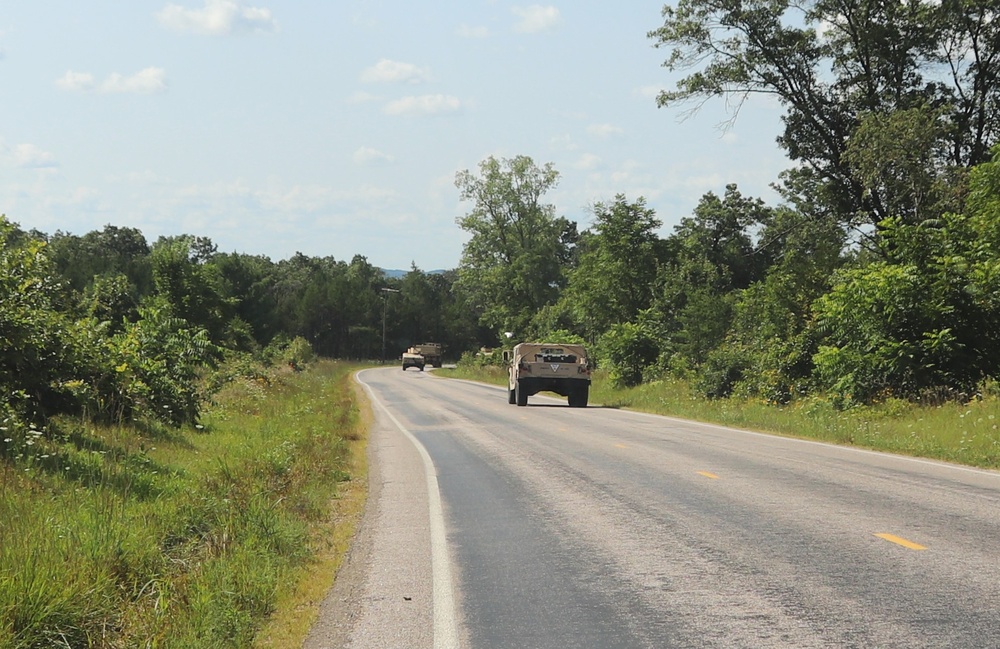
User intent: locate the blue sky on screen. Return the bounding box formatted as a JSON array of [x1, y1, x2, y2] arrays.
[[0, 1, 789, 271]]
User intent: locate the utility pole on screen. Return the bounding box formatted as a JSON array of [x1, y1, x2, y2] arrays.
[[381, 287, 400, 364]]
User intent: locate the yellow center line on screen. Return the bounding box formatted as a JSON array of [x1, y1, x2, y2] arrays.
[[614, 443, 628, 449], [697, 471, 719, 479], [875, 533, 927, 551]]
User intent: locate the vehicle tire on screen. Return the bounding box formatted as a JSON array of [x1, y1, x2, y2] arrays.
[[515, 380, 528, 406], [569, 385, 589, 408], [508, 387, 516, 404], [419, 366, 424, 371]]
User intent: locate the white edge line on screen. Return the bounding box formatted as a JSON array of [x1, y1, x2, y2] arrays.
[[616, 405, 1000, 479], [356, 369, 461, 649], [437, 375, 1000, 480]]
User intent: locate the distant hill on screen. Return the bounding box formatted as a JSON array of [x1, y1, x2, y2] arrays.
[[381, 268, 448, 278]]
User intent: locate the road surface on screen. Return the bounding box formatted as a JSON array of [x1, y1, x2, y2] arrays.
[[304, 367, 1000, 648]]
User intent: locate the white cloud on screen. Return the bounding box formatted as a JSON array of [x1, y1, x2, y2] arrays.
[[353, 146, 395, 165], [56, 68, 167, 94], [573, 153, 601, 170], [361, 59, 431, 84], [161, 179, 401, 225], [56, 70, 96, 92], [586, 123, 624, 138], [101, 68, 168, 94], [457, 24, 489, 39], [157, 0, 277, 35], [634, 85, 661, 100], [512, 5, 560, 33], [384, 95, 462, 116], [108, 170, 172, 185], [348, 90, 380, 103], [12, 144, 58, 169]]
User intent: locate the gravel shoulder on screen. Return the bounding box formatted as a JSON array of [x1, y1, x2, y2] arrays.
[[302, 370, 435, 649]]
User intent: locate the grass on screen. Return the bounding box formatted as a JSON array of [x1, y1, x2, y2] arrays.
[[438, 365, 1000, 470], [7, 357, 993, 647], [0, 359, 369, 648]]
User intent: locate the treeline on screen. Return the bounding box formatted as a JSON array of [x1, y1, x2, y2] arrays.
[[454, 151, 1000, 406], [0, 217, 482, 436], [5, 0, 1000, 435], [450, 0, 1000, 407]]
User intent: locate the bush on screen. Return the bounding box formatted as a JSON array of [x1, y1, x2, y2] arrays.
[[283, 337, 316, 369], [458, 349, 504, 368], [696, 345, 749, 399], [106, 298, 220, 426], [599, 321, 659, 388]]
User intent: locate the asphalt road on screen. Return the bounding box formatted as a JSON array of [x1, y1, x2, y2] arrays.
[[305, 367, 1000, 649]]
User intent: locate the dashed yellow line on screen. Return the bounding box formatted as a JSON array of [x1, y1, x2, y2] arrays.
[[614, 443, 628, 449], [697, 471, 719, 479], [875, 533, 927, 551]]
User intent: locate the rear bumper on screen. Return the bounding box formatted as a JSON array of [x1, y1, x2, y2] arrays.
[[516, 376, 590, 397]]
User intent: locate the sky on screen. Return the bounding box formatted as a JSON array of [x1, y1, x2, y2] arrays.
[[0, 1, 790, 271]]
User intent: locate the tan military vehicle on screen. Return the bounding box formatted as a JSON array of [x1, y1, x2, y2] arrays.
[[401, 351, 425, 371], [503, 342, 591, 407], [407, 342, 443, 368]]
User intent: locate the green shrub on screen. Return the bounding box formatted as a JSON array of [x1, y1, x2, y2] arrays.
[[283, 336, 316, 368], [696, 345, 749, 399], [599, 321, 659, 388]]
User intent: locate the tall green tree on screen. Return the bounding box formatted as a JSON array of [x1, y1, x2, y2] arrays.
[[149, 236, 232, 347], [562, 195, 664, 342], [651, 185, 776, 368], [812, 145, 1000, 403], [454, 155, 576, 339], [843, 106, 966, 226], [48, 224, 153, 298], [212, 251, 279, 347], [649, 0, 1000, 227], [0, 216, 81, 420], [700, 206, 847, 400]]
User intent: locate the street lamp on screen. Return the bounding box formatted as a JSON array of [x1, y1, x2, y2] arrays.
[[381, 287, 400, 364]]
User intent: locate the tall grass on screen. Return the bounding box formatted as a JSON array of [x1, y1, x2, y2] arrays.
[[0, 360, 365, 648], [438, 366, 1000, 469]]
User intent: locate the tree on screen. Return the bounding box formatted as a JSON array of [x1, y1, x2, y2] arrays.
[[150, 237, 232, 347], [649, 0, 1000, 227], [48, 224, 152, 295], [454, 155, 575, 338], [212, 252, 279, 347], [599, 319, 661, 388], [0, 216, 81, 420], [843, 106, 966, 226], [561, 195, 664, 342], [712, 205, 846, 400], [812, 209, 999, 404], [649, 185, 774, 368], [83, 272, 140, 332]]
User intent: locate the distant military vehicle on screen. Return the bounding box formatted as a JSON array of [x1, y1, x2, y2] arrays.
[[407, 343, 443, 368], [401, 351, 425, 371], [504, 342, 591, 407]]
